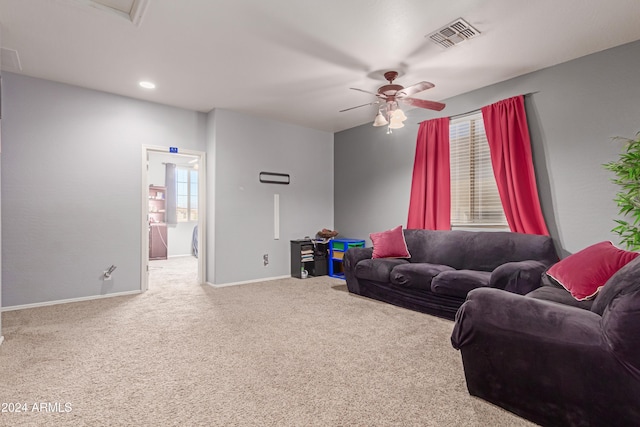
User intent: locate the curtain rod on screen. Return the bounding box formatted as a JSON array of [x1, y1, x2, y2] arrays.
[[447, 91, 539, 120]]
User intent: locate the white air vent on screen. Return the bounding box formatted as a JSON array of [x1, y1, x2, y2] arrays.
[[0, 48, 22, 72], [428, 18, 480, 49]]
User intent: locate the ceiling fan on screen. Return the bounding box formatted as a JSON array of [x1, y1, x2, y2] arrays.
[[340, 71, 446, 132]]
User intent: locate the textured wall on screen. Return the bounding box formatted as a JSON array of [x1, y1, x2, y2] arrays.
[[335, 40, 640, 255], [0, 23, 3, 338], [1, 73, 206, 307], [1, 74, 335, 304], [210, 109, 334, 285]]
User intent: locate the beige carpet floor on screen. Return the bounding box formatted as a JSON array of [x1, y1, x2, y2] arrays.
[[0, 256, 534, 426]]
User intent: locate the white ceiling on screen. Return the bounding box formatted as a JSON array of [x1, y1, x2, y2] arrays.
[[1, 0, 640, 133]]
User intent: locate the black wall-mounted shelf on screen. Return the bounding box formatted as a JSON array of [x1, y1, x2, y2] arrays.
[[260, 171, 290, 185]]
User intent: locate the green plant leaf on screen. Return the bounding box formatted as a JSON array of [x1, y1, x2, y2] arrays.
[[603, 132, 640, 250]]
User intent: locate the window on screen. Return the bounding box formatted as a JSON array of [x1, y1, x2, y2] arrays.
[[176, 166, 198, 222], [449, 112, 507, 228]]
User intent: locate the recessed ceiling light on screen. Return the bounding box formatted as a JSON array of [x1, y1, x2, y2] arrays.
[[139, 81, 156, 89]]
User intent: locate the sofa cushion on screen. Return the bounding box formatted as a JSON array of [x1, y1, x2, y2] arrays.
[[403, 229, 558, 271], [526, 286, 594, 310], [370, 225, 411, 259], [431, 270, 492, 299], [594, 256, 640, 377], [601, 288, 640, 378], [592, 256, 640, 315], [547, 241, 639, 301], [354, 258, 410, 283], [489, 260, 548, 295], [389, 263, 455, 290]]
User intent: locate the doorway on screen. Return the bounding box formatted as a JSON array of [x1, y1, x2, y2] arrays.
[[141, 146, 206, 291]]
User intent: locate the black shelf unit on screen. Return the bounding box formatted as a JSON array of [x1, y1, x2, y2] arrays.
[[290, 239, 328, 278]]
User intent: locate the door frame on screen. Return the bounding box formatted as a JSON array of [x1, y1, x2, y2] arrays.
[[141, 145, 207, 291]]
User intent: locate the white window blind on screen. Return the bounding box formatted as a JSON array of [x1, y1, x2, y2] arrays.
[[450, 112, 507, 228]]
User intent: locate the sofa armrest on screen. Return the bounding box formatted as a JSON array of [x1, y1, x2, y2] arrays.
[[451, 287, 603, 350], [343, 247, 373, 294], [450, 288, 640, 426], [489, 260, 547, 295]]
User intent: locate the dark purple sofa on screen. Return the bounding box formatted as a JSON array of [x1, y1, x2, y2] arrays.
[[451, 256, 640, 426], [343, 229, 559, 320]]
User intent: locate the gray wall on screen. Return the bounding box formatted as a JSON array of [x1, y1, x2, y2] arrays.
[[210, 109, 334, 284], [0, 23, 3, 337], [335, 40, 640, 255], [1, 73, 206, 307], [1, 72, 334, 307], [6, 39, 637, 307]]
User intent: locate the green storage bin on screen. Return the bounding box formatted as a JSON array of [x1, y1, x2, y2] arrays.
[[329, 238, 365, 278]]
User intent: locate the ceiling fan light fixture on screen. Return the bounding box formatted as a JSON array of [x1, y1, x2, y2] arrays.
[[389, 117, 405, 129], [391, 108, 407, 122], [343, 70, 444, 132], [373, 111, 389, 127]]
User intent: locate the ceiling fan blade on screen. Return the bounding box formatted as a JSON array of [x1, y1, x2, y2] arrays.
[[349, 87, 377, 95], [339, 101, 378, 112], [401, 97, 446, 111], [397, 81, 435, 97], [350, 87, 387, 99]]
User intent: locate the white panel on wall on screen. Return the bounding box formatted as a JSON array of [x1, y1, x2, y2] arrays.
[[274, 193, 280, 240]]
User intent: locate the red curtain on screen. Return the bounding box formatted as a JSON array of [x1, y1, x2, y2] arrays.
[[407, 117, 451, 230], [482, 95, 549, 235]]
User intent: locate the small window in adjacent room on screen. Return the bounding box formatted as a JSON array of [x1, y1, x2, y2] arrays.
[[176, 166, 198, 222], [450, 112, 508, 229]]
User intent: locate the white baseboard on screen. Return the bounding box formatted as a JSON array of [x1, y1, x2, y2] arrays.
[[207, 275, 291, 288], [1, 290, 142, 312]]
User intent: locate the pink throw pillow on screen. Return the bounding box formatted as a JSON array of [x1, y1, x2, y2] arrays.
[[370, 226, 411, 259], [547, 241, 639, 300]]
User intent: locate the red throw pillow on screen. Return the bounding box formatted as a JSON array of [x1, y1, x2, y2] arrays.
[[370, 225, 411, 259], [547, 241, 639, 300]]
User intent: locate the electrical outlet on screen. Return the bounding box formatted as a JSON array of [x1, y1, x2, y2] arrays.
[[263, 254, 269, 266]]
